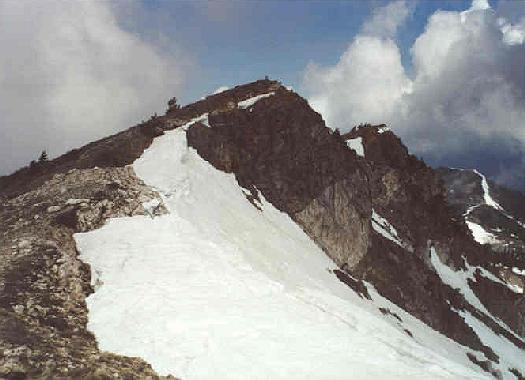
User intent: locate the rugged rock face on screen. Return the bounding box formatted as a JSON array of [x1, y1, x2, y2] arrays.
[[186, 88, 372, 269], [1, 79, 524, 378]]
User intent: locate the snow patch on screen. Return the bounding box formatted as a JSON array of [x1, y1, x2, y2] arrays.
[[346, 137, 364, 157], [506, 283, 524, 294], [512, 267, 525, 276], [371, 209, 408, 249], [237, 92, 275, 109], [457, 310, 525, 378], [430, 248, 523, 338], [142, 198, 161, 217], [213, 86, 229, 94], [477, 266, 523, 294], [466, 221, 500, 245], [181, 113, 210, 130], [378, 126, 391, 133], [430, 248, 488, 314], [65, 198, 89, 205]]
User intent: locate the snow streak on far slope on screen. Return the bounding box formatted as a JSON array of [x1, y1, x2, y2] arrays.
[[459, 310, 525, 378], [237, 92, 275, 109], [431, 248, 489, 314], [454, 168, 509, 243], [75, 128, 489, 380], [472, 169, 503, 211]]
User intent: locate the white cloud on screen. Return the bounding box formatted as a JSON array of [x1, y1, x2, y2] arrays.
[[0, 1, 185, 175], [362, 0, 413, 38], [302, 0, 525, 188], [304, 0, 413, 130], [304, 36, 411, 129], [499, 16, 525, 45], [471, 0, 490, 11]]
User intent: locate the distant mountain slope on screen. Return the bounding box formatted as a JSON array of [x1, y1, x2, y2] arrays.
[[1, 80, 524, 379], [438, 167, 525, 263], [437, 169, 525, 222]]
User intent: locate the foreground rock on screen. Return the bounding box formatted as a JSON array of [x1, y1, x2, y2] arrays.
[[0, 166, 170, 379]]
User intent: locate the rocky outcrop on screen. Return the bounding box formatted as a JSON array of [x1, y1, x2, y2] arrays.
[[0, 166, 170, 379]]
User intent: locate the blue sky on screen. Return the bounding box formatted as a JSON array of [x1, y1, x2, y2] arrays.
[[121, 0, 476, 104]]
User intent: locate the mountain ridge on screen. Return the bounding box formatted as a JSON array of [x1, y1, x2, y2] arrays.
[[1, 79, 524, 379]]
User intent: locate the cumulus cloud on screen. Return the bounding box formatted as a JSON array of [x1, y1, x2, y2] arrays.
[[499, 16, 525, 45], [362, 0, 413, 38], [302, 0, 525, 190], [304, 0, 412, 129], [304, 37, 411, 128], [0, 1, 185, 175]]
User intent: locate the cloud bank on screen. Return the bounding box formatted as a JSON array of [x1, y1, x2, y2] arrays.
[[0, 1, 184, 175], [303, 0, 525, 189]]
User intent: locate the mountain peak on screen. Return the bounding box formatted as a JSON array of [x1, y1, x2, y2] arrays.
[[2, 79, 525, 379]]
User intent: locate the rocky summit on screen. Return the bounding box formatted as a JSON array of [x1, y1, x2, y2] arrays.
[[1, 79, 524, 380]]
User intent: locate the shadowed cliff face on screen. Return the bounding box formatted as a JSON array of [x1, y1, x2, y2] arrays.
[[186, 89, 372, 269]]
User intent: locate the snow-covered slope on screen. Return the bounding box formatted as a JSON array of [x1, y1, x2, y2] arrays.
[[74, 129, 489, 380]]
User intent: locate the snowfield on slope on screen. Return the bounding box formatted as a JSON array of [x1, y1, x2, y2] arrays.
[[75, 128, 489, 380]]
